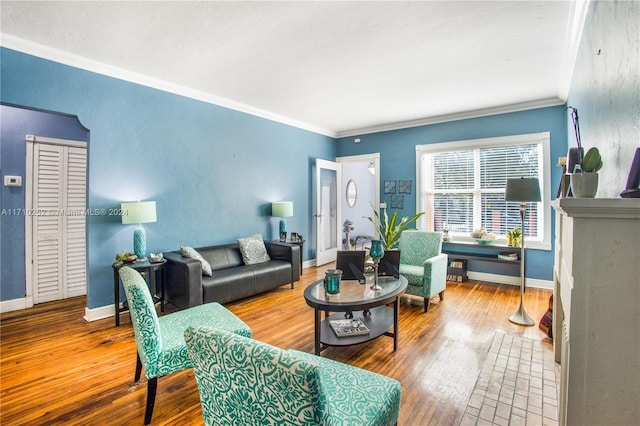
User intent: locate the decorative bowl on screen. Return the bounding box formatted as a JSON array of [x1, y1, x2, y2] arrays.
[[150, 252, 164, 262], [474, 238, 496, 245]]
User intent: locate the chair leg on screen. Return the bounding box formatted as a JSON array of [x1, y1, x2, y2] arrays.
[[144, 377, 158, 425], [439, 290, 445, 301], [423, 297, 430, 313], [135, 352, 142, 382]]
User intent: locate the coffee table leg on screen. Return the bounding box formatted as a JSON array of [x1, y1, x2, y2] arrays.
[[393, 297, 399, 351], [314, 308, 321, 356]]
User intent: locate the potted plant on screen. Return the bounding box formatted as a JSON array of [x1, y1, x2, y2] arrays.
[[506, 227, 522, 247], [367, 207, 424, 249], [571, 147, 603, 198]]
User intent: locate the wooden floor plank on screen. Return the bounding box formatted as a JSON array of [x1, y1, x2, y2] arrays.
[[1, 265, 552, 425]]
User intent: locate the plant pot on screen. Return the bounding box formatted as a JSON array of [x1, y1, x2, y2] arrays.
[[571, 172, 599, 198]]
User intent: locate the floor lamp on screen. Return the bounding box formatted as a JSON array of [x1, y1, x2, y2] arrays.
[[505, 177, 541, 326]]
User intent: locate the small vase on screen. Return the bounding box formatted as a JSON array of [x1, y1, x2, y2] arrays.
[[571, 172, 599, 198]]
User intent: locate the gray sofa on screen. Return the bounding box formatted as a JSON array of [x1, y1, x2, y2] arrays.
[[164, 242, 301, 309]]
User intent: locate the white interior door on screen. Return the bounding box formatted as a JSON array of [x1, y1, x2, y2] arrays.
[[315, 159, 341, 266], [26, 136, 87, 304]]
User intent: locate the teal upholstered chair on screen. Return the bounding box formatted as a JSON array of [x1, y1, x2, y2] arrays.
[[118, 266, 252, 425], [398, 231, 448, 312], [184, 325, 402, 426]]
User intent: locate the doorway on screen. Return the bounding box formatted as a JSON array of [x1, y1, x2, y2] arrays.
[[337, 154, 380, 250], [26, 135, 88, 304]]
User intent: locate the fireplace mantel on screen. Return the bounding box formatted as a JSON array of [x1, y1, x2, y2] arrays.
[[552, 198, 640, 425]]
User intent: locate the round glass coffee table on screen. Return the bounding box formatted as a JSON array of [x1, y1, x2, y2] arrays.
[[303, 275, 407, 355]]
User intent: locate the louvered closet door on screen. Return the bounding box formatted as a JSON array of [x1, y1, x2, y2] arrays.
[[32, 143, 87, 303]]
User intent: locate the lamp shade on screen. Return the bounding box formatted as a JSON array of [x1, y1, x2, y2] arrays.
[[121, 201, 157, 225], [505, 178, 541, 203], [271, 201, 293, 218]]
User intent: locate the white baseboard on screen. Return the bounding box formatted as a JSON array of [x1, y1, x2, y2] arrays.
[[0, 297, 33, 313], [302, 259, 316, 269], [467, 271, 553, 290], [84, 303, 118, 322]]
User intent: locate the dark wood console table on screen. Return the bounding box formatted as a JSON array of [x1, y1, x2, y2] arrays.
[[442, 241, 521, 282]]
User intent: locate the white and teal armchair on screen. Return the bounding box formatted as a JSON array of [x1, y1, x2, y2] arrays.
[[398, 231, 448, 312], [118, 266, 252, 425], [184, 325, 402, 426]]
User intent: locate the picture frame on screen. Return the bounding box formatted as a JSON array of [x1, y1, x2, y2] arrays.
[[279, 232, 287, 242], [290, 232, 299, 242]]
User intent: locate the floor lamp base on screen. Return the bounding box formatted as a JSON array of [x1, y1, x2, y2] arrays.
[[509, 304, 535, 326]]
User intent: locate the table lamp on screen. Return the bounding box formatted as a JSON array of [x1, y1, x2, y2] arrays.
[[272, 201, 293, 234], [505, 178, 541, 326], [121, 201, 157, 261]]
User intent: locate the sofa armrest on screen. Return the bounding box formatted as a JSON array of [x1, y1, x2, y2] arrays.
[[265, 242, 301, 282], [164, 251, 204, 309]]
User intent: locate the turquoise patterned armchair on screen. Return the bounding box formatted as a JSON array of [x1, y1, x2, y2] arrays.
[[184, 325, 402, 426], [398, 231, 448, 312], [118, 266, 252, 425]]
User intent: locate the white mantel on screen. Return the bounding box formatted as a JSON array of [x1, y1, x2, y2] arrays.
[[552, 198, 640, 426]]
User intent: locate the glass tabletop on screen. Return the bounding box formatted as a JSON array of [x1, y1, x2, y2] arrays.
[[305, 276, 405, 307]]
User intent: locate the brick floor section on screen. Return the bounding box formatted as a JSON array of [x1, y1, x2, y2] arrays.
[[461, 332, 560, 426]]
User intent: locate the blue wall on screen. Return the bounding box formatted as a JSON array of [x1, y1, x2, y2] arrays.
[[1, 47, 336, 308], [1, 46, 572, 310], [336, 106, 569, 282]]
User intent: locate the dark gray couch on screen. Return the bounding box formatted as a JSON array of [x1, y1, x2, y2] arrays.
[[163, 241, 301, 309]]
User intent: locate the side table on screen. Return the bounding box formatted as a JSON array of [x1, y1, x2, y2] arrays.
[[112, 259, 166, 326]]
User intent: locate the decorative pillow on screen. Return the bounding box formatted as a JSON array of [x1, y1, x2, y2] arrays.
[[180, 246, 213, 277], [237, 234, 271, 265]]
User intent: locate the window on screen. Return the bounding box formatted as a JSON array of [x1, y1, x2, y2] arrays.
[[416, 133, 550, 249]]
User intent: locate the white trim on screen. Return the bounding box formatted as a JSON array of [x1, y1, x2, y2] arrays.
[[338, 98, 565, 138], [0, 296, 34, 313], [2, 34, 336, 138], [26, 134, 87, 148], [84, 304, 118, 322], [467, 272, 553, 290]]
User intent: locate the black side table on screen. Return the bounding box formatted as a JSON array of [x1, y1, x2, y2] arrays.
[[112, 259, 166, 326]]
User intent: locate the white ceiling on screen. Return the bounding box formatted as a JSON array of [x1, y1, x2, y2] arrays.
[[0, 1, 586, 137]]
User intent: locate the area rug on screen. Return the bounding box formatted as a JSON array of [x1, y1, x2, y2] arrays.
[[461, 331, 560, 426]]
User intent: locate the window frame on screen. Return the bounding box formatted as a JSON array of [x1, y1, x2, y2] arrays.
[[415, 132, 551, 250]]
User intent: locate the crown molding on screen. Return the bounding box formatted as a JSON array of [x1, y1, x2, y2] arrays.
[[0, 34, 337, 138], [336, 98, 566, 138]]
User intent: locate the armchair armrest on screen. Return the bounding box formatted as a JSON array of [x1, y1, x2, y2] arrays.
[[422, 253, 448, 297], [424, 253, 448, 269], [164, 251, 204, 309]]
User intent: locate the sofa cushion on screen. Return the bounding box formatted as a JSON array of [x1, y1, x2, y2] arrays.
[[180, 246, 213, 276], [237, 234, 271, 265]]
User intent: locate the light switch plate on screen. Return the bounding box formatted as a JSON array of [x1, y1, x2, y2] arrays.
[[4, 175, 22, 187]]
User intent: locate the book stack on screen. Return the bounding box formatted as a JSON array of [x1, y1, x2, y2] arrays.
[[498, 252, 519, 261], [329, 318, 370, 337], [447, 259, 467, 282]]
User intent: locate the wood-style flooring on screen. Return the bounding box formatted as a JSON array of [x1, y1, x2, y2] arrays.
[[1, 265, 553, 425]]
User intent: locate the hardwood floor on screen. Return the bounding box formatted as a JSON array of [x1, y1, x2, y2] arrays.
[[1, 265, 552, 425]]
